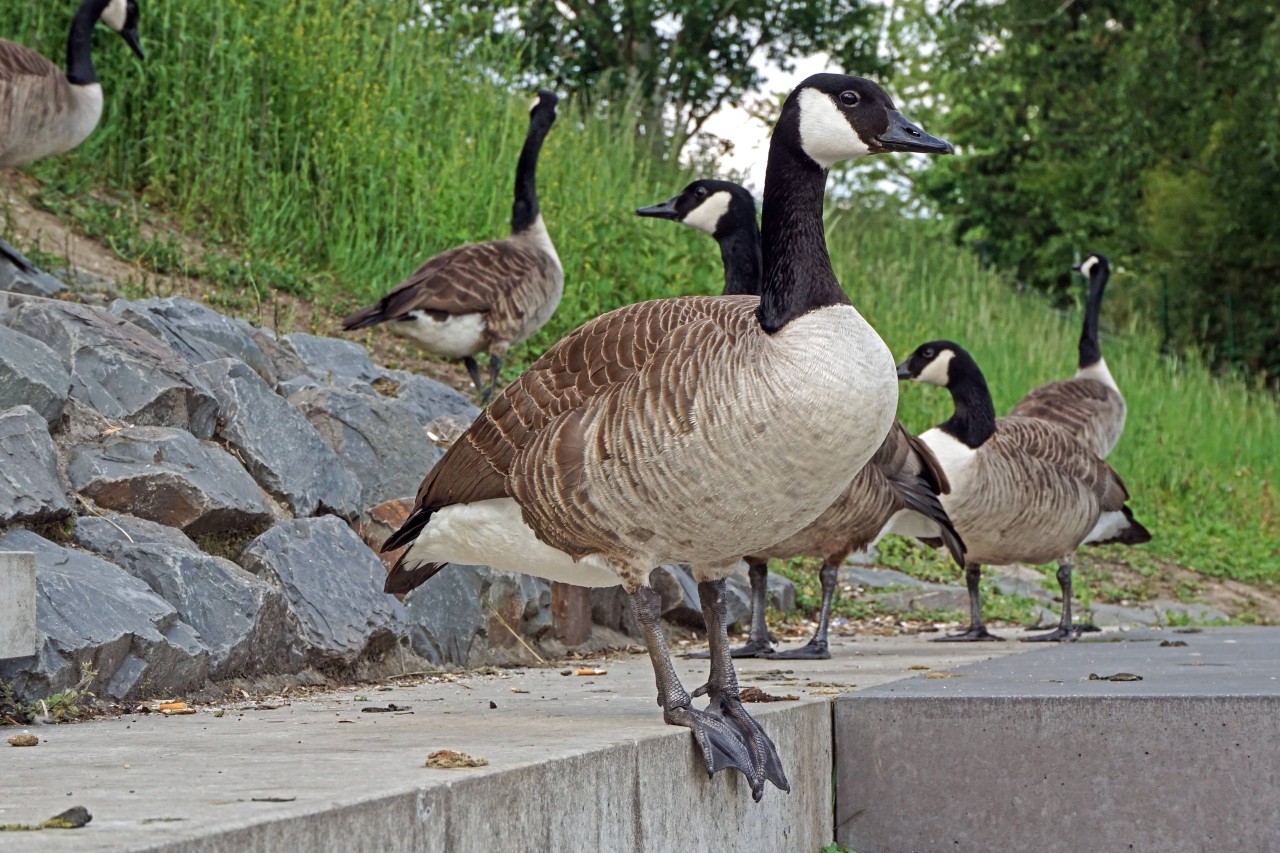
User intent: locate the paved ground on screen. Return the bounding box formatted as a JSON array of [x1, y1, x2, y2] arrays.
[[1, 631, 1038, 852]]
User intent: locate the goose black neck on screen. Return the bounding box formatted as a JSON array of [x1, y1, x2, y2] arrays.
[[757, 137, 849, 332], [1078, 268, 1108, 369], [511, 114, 552, 235], [66, 0, 109, 85], [939, 351, 997, 448], [716, 221, 763, 297]]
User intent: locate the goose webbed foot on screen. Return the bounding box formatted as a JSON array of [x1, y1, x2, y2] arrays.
[[686, 637, 775, 659], [1021, 625, 1076, 642], [691, 684, 790, 801], [932, 624, 1004, 642], [662, 703, 756, 781], [764, 638, 831, 660]]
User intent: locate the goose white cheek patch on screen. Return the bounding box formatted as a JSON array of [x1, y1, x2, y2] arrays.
[[529, 96, 541, 113], [797, 89, 870, 168], [101, 0, 128, 31], [681, 191, 732, 234], [917, 350, 955, 386], [1079, 256, 1098, 277]]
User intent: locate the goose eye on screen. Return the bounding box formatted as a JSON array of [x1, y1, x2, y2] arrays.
[[694, 187, 708, 200], [923, 348, 935, 359], [839, 91, 859, 107]]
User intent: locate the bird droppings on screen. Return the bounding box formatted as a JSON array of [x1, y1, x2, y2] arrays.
[[923, 671, 966, 679], [1159, 640, 1188, 647], [7, 733, 39, 747], [1088, 672, 1144, 681], [907, 665, 930, 671], [425, 749, 488, 769], [740, 687, 799, 703], [0, 806, 92, 832]]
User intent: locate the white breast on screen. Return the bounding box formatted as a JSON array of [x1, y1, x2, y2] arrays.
[[917, 427, 977, 492], [1074, 358, 1119, 392], [392, 311, 487, 357]]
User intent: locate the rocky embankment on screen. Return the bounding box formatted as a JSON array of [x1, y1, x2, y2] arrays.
[[0, 260, 795, 703]]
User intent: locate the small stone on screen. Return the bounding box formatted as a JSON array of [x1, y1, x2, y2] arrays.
[[8, 733, 38, 747]]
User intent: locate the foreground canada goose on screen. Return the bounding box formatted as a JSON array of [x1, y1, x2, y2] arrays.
[[638, 180, 965, 659], [382, 74, 952, 799], [343, 91, 563, 402], [1009, 254, 1126, 457], [898, 341, 1150, 641], [0, 0, 144, 271]]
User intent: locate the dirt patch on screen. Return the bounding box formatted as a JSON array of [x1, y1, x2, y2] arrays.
[[1077, 552, 1280, 624]]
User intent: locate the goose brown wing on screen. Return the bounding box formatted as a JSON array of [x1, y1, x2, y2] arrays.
[[1008, 378, 1125, 457], [995, 417, 1130, 510], [0, 40, 60, 82]]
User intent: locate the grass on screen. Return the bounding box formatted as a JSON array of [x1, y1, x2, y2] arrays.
[[2, 3, 1276, 590]]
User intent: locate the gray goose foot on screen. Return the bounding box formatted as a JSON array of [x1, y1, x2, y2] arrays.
[[692, 683, 790, 800], [764, 638, 831, 660], [933, 625, 1004, 642], [662, 703, 756, 780], [1022, 625, 1076, 642], [687, 637, 775, 659]]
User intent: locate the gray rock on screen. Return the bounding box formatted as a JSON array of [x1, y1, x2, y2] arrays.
[[249, 327, 310, 388], [377, 369, 480, 425], [66, 426, 274, 535], [0, 297, 217, 437], [289, 386, 441, 507], [872, 584, 970, 613], [283, 333, 380, 388], [653, 565, 750, 630], [73, 514, 292, 679], [0, 406, 71, 524], [238, 517, 406, 668], [988, 565, 1057, 602], [51, 268, 120, 303], [197, 359, 362, 519], [110, 297, 277, 385], [590, 585, 640, 639], [0, 324, 70, 424], [839, 565, 927, 589], [0, 529, 210, 701], [766, 572, 798, 613], [1153, 602, 1231, 624], [0, 253, 66, 297], [1082, 600, 1232, 629]]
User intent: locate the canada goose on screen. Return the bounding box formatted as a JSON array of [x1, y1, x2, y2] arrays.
[[342, 90, 563, 403], [381, 74, 952, 799], [0, 0, 143, 272], [897, 341, 1150, 642], [1008, 254, 1126, 457], [638, 180, 965, 660]]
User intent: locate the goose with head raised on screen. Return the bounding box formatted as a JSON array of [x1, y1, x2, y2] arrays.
[[898, 340, 1150, 642], [638, 179, 965, 659], [380, 74, 952, 799], [343, 91, 563, 402], [0, 0, 144, 271]]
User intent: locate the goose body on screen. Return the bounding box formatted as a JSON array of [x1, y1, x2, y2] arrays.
[[899, 341, 1149, 642], [1008, 254, 1126, 457], [638, 179, 964, 659], [343, 91, 563, 401], [384, 74, 953, 800]]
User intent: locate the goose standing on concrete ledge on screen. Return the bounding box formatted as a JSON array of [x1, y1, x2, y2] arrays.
[[1009, 254, 1126, 458], [343, 91, 563, 402], [898, 341, 1150, 641], [638, 180, 965, 659], [381, 74, 952, 800], [0, 0, 144, 271]]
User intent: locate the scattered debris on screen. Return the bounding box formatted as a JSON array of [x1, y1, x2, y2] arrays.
[[488, 701, 497, 709], [0, 806, 92, 832], [1088, 672, 1144, 682], [573, 668, 607, 676], [212, 710, 225, 718], [250, 797, 296, 803], [1174, 627, 1203, 634], [425, 749, 488, 769], [1159, 640, 1189, 647], [924, 672, 965, 680], [157, 701, 187, 712], [140, 817, 186, 824], [7, 733, 39, 747], [740, 687, 798, 703], [360, 704, 410, 713], [907, 665, 930, 671], [510, 688, 529, 694], [559, 670, 572, 676]]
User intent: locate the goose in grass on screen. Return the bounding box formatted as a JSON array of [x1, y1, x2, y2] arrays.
[[637, 180, 965, 660], [897, 341, 1151, 642], [1008, 254, 1126, 457], [0, 0, 143, 272], [343, 90, 563, 403], [380, 74, 952, 799]]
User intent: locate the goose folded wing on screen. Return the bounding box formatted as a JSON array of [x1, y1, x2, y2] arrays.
[[376, 240, 550, 321], [0, 41, 60, 83], [997, 417, 1130, 509]]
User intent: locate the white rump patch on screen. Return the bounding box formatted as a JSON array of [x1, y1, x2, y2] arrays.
[[1079, 256, 1099, 278], [917, 349, 955, 387], [681, 191, 732, 235], [403, 498, 623, 588], [1075, 358, 1119, 391], [393, 311, 486, 358], [100, 0, 127, 31], [1084, 510, 1129, 544], [797, 89, 870, 168], [874, 508, 943, 542]]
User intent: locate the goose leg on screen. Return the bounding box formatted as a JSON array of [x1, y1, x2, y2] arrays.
[[463, 357, 486, 396], [1024, 560, 1078, 642], [690, 558, 774, 659], [481, 354, 503, 404], [627, 586, 755, 784], [692, 579, 790, 801], [767, 561, 837, 659], [934, 564, 1003, 641]]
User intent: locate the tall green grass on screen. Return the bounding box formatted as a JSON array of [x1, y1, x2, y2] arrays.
[[3, 3, 1276, 582]]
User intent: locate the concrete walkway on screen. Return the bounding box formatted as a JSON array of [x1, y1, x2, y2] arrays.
[[1, 632, 1034, 852]]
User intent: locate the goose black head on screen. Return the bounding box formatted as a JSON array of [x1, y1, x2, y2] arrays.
[[635, 180, 757, 237], [896, 340, 964, 387], [99, 0, 144, 60], [1073, 253, 1110, 280], [779, 73, 952, 169], [529, 89, 558, 129]]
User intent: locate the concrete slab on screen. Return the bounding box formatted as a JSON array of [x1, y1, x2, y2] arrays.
[[0, 551, 36, 660], [835, 628, 1280, 853], [0, 633, 1028, 852]]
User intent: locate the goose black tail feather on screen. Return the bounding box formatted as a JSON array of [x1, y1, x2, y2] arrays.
[[1105, 505, 1152, 546], [342, 301, 389, 331], [380, 505, 448, 595], [893, 473, 967, 568]]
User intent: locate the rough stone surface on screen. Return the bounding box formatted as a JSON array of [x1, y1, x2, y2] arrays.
[[592, 565, 754, 638], [355, 497, 415, 572], [0, 529, 210, 701], [73, 514, 292, 679], [283, 333, 381, 389], [872, 584, 969, 614], [66, 426, 275, 535], [0, 254, 65, 297], [197, 358, 362, 519], [840, 565, 928, 589], [0, 324, 70, 425], [111, 297, 278, 385], [0, 551, 37, 660], [289, 386, 441, 507], [0, 296, 217, 437], [0, 405, 71, 524], [1085, 600, 1232, 628], [251, 326, 310, 388], [238, 517, 406, 668], [376, 369, 480, 425]]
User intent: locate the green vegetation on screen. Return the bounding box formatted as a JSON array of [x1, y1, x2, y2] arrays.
[[1, 3, 1275, 587]]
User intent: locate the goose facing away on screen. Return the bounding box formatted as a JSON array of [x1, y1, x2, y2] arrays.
[[1008, 254, 1126, 457], [638, 179, 965, 660], [0, 0, 143, 271], [342, 90, 563, 402], [381, 74, 952, 799], [898, 340, 1150, 642]]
